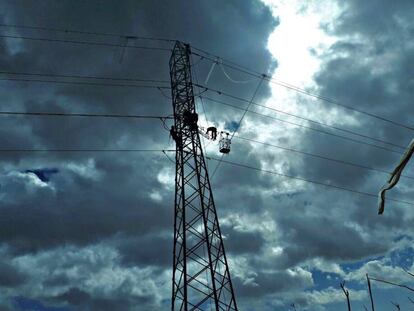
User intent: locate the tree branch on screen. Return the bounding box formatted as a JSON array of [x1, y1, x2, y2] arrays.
[[370, 276, 414, 292]]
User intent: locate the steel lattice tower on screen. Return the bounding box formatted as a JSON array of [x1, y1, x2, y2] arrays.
[[170, 41, 238, 311]]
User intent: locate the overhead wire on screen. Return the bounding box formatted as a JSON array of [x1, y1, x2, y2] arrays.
[[229, 78, 265, 141], [0, 110, 173, 120], [0, 23, 175, 43], [7, 22, 406, 144], [4, 22, 412, 131], [206, 156, 414, 207], [162, 150, 175, 164], [191, 54, 210, 124], [0, 70, 169, 84], [191, 49, 414, 132], [218, 59, 257, 84], [0, 34, 172, 51], [3, 22, 414, 209], [0, 77, 170, 89], [234, 136, 414, 180], [191, 52, 212, 171], [210, 77, 264, 179], [198, 85, 407, 151], [201, 95, 403, 155], [157, 87, 172, 99], [0, 149, 175, 152], [5, 110, 408, 182], [3, 69, 405, 151]]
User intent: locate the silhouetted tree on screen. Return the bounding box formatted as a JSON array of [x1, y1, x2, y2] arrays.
[[370, 276, 414, 292], [340, 281, 352, 311], [391, 301, 400, 310], [366, 274, 375, 311]]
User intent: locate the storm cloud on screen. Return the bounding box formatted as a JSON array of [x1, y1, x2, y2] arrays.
[[0, 0, 414, 310]]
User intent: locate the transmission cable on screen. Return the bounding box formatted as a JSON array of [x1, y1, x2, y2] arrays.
[[218, 59, 258, 84], [201, 96, 403, 155], [0, 34, 171, 52], [4, 69, 405, 151], [4, 22, 412, 131], [0, 23, 175, 43], [198, 85, 407, 151], [191, 53, 213, 173], [157, 87, 172, 100], [0, 70, 169, 84], [210, 77, 264, 179], [234, 136, 414, 180], [191, 54, 209, 125], [0, 110, 173, 120], [0, 149, 175, 152], [0, 77, 170, 89], [206, 156, 414, 207], [162, 150, 175, 164], [191, 50, 414, 132]]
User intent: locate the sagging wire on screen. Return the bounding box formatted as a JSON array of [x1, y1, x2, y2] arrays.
[[204, 56, 259, 85], [219, 58, 257, 84], [160, 117, 172, 131], [204, 57, 218, 85], [162, 149, 175, 164], [210, 75, 265, 179], [157, 86, 172, 100], [378, 138, 414, 214]]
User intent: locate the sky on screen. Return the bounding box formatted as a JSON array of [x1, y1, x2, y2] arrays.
[[0, 0, 413, 310]]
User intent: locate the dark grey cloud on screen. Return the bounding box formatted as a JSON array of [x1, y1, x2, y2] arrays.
[[235, 268, 312, 298], [0, 260, 26, 287], [293, 0, 414, 195], [0, 0, 277, 309], [2, 0, 413, 309], [257, 1, 414, 307], [116, 233, 172, 267], [222, 224, 266, 255]]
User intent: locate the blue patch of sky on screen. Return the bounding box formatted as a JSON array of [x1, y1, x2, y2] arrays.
[[310, 269, 340, 291], [225, 120, 239, 132], [13, 296, 70, 311], [389, 246, 414, 269], [24, 168, 59, 182], [340, 255, 384, 274]]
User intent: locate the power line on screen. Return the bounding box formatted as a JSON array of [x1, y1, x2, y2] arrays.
[[234, 136, 414, 180], [3, 22, 412, 132], [6, 70, 405, 155], [162, 150, 175, 164], [210, 77, 264, 179], [201, 96, 403, 155], [369, 277, 414, 292], [0, 70, 169, 84], [0, 34, 172, 51], [0, 149, 175, 152], [4, 69, 405, 152], [191, 50, 414, 132], [0, 77, 170, 89], [0, 111, 173, 119], [206, 156, 414, 207], [6, 110, 409, 181], [0, 23, 175, 43], [191, 54, 209, 124], [198, 86, 407, 151]]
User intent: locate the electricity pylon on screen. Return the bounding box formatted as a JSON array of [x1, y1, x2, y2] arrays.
[[169, 41, 238, 311]]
